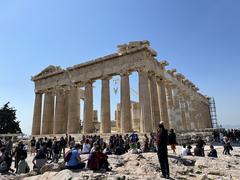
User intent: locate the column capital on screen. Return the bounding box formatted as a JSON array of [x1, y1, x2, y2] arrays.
[[82, 79, 95, 86], [101, 75, 112, 81], [158, 60, 169, 70], [166, 69, 177, 76], [148, 70, 156, 77], [34, 90, 43, 94], [155, 75, 165, 82], [120, 70, 132, 76]]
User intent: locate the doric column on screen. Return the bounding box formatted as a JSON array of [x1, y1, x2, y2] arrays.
[[183, 96, 191, 130], [205, 103, 212, 128], [120, 72, 132, 133], [54, 89, 66, 134], [42, 92, 54, 135], [172, 88, 183, 130], [179, 96, 187, 131], [115, 104, 121, 131], [67, 86, 80, 134], [156, 77, 170, 129], [149, 72, 161, 132], [100, 76, 111, 133], [63, 90, 69, 133], [138, 69, 152, 133], [32, 92, 42, 135], [83, 81, 94, 133], [165, 85, 177, 129]]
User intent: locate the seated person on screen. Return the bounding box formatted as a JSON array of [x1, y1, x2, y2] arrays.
[[0, 147, 13, 174], [82, 139, 91, 154], [208, 145, 218, 158], [103, 146, 112, 155], [181, 144, 187, 156], [194, 144, 203, 157], [87, 146, 111, 171], [65, 144, 85, 170], [17, 155, 30, 174], [186, 145, 193, 156], [32, 149, 47, 174]]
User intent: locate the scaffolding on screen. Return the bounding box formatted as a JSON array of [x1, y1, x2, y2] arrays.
[[209, 97, 219, 128]]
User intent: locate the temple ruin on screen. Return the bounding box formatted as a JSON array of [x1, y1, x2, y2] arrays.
[[31, 41, 212, 135]]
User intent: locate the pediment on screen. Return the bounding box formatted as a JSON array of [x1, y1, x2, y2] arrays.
[[32, 65, 63, 80]]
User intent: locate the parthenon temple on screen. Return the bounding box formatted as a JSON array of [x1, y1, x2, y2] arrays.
[[31, 41, 212, 135]]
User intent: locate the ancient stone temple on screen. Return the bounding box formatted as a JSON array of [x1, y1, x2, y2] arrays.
[[31, 41, 212, 135]]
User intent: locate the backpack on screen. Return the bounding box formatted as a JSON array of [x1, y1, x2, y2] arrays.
[[64, 150, 72, 162]]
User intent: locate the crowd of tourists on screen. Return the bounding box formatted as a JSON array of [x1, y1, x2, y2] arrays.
[[213, 128, 240, 143], [0, 126, 237, 179]]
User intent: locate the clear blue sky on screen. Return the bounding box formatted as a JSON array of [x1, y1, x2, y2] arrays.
[[0, 1, 239, 134]]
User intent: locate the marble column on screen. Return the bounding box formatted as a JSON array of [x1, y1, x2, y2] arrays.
[[115, 104, 121, 131], [83, 81, 94, 133], [41, 92, 54, 134], [179, 96, 187, 131], [54, 89, 66, 134], [138, 70, 152, 133], [205, 103, 212, 128], [165, 85, 175, 129], [184, 96, 191, 130], [100, 77, 111, 133], [67, 86, 80, 134], [149, 72, 161, 132], [63, 90, 69, 133], [156, 77, 170, 129], [120, 72, 132, 133], [32, 92, 42, 135], [172, 88, 183, 130]]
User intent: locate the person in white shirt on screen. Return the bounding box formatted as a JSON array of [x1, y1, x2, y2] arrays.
[[82, 139, 91, 154], [181, 144, 188, 156]]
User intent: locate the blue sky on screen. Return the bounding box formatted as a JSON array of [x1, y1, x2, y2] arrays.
[[0, 1, 239, 134]]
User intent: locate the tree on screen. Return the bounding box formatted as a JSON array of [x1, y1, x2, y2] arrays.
[[0, 102, 22, 134]]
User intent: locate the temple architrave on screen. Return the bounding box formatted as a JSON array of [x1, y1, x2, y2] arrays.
[[31, 41, 212, 135]]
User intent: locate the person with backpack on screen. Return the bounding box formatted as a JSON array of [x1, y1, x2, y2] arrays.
[[0, 147, 14, 174], [51, 140, 61, 163], [14, 141, 27, 173], [17, 155, 30, 174], [65, 144, 85, 170], [32, 149, 47, 174], [87, 145, 111, 171], [156, 121, 170, 179]]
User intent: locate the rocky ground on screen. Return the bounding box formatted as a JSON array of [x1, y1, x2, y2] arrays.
[[1, 145, 240, 180]]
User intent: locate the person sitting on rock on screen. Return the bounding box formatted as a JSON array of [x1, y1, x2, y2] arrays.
[[0, 147, 14, 174], [181, 144, 188, 156], [65, 144, 86, 170], [196, 136, 206, 157], [186, 145, 193, 156], [32, 149, 47, 174], [208, 145, 218, 158], [17, 155, 30, 174], [103, 145, 112, 155], [194, 144, 203, 157], [82, 139, 91, 154], [87, 145, 111, 171]]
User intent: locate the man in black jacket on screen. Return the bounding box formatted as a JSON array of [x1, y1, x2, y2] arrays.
[[156, 121, 170, 179]]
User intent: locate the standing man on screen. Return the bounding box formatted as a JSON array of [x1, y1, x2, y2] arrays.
[[30, 137, 36, 155], [156, 121, 170, 179]]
